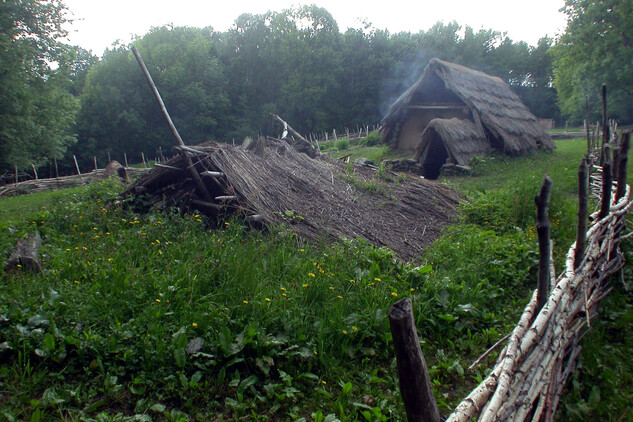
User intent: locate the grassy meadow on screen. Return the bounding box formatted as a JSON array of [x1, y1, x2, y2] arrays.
[[1, 138, 632, 421]]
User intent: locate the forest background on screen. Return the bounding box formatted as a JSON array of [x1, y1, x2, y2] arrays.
[[1, 0, 632, 174]]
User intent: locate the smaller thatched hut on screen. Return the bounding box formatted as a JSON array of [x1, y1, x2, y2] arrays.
[[381, 58, 554, 178]]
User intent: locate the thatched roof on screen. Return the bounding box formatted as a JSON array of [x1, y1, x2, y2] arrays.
[[382, 58, 555, 154], [416, 118, 490, 166], [125, 139, 464, 261]]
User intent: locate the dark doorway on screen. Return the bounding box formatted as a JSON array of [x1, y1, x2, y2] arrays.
[[421, 133, 448, 179]]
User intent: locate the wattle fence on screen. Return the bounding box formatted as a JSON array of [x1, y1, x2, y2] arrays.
[[390, 129, 632, 422]]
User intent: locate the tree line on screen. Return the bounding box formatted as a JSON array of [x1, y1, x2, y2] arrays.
[[1, 0, 631, 175]]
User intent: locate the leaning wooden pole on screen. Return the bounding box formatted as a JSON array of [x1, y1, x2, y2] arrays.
[[132, 46, 185, 147], [575, 158, 589, 269], [389, 298, 441, 422], [535, 176, 553, 313], [131, 45, 213, 202]]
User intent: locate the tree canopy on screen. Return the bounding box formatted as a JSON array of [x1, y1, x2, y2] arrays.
[[552, 0, 633, 123], [0, 0, 79, 170], [7, 2, 626, 173]]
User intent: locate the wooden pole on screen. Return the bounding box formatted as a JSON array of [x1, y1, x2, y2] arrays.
[[615, 131, 631, 201], [14, 164, 18, 186], [575, 158, 588, 269], [31, 163, 38, 180], [93, 156, 98, 171], [132, 45, 213, 202], [535, 176, 553, 313], [602, 84, 609, 147], [585, 97, 591, 155], [107, 151, 111, 163], [132, 46, 185, 147], [142, 152, 147, 168], [124, 153, 128, 167], [54, 157, 59, 178], [73, 155, 82, 176], [389, 298, 441, 422]]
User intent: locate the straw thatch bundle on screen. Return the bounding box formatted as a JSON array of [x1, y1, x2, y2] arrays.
[[124, 139, 463, 260], [381, 58, 554, 157], [415, 118, 490, 178]]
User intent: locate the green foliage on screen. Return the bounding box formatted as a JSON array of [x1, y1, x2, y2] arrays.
[[0, 0, 79, 170], [551, 0, 633, 124], [335, 138, 350, 151], [359, 131, 382, 147]]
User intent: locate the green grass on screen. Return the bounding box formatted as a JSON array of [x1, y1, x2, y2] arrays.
[[0, 138, 631, 420]]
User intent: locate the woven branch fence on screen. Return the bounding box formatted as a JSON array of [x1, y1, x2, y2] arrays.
[[390, 128, 632, 422], [447, 184, 630, 421]]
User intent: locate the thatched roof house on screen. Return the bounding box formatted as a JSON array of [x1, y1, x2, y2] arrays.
[[381, 58, 555, 178]]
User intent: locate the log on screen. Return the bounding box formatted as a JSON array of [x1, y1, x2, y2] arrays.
[[270, 113, 319, 158], [5, 232, 42, 273], [201, 171, 224, 178], [575, 158, 589, 269], [535, 176, 553, 313], [389, 297, 441, 422]]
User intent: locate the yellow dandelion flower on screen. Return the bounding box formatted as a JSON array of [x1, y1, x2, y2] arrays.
[[265, 298, 271, 302], [336, 295, 343, 300], [319, 269, 325, 274], [158, 250, 163, 255], [342, 330, 348, 335], [155, 239, 160, 244], [73, 280, 79, 285], [410, 288, 415, 293], [243, 300, 249, 305], [321, 380, 327, 385], [192, 323, 198, 328], [374, 277, 381, 282], [282, 293, 288, 298], [155, 299, 161, 303], [391, 292, 398, 298], [329, 286, 334, 290], [280, 287, 287, 292], [303, 284, 309, 288], [65, 248, 71, 252], [299, 248, 305, 253], [224, 222, 230, 226], [352, 326, 358, 332], [308, 273, 315, 278]]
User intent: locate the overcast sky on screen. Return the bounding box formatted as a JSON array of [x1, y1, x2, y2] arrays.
[[63, 0, 568, 56]]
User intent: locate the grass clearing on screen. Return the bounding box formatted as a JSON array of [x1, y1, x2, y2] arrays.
[[0, 139, 631, 420]]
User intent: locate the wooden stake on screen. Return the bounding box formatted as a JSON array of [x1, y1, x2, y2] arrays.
[[585, 96, 591, 155], [107, 151, 111, 163], [575, 158, 589, 269], [73, 155, 82, 176], [389, 298, 441, 422], [535, 176, 553, 313], [31, 163, 38, 180], [93, 156, 98, 171], [14, 164, 18, 186], [124, 153, 128, 167], [54, 157, 59, 178], [616, 131, 631, 201], [599, 155, 613, 220], [142, 152, 147, 168]]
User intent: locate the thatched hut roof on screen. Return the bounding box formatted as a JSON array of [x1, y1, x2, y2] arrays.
[[125, 139, 464, 261], [382, 58, 555, 155], [416, 118, 490, 167]]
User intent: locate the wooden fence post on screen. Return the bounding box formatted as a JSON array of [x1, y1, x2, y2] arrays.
[[73, 155, 82, 176], [389, 298, 441, 422], [535, 176, 553, 312], [575, 158, 589, 269], [599, 151, 613, 220], [616, 131, 631, 201]]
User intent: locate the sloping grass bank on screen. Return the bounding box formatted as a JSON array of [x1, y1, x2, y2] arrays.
[[0, 139, 631, 421]]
